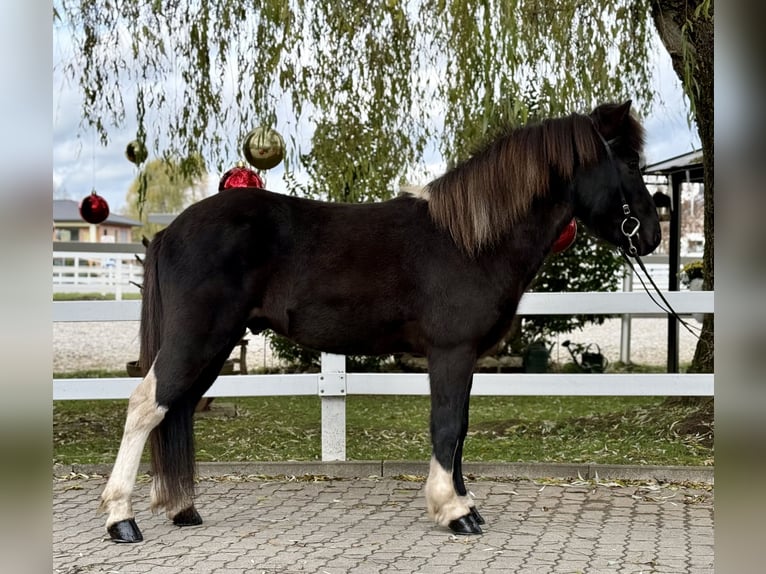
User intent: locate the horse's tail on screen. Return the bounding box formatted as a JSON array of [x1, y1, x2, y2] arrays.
[[141, 231, 197, 515], [139, 231, 163, 377]]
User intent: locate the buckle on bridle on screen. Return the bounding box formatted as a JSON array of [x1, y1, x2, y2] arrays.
[[621, 215, 640, 256], [592, 121, 642, 258], [621, 216, 640, 237]]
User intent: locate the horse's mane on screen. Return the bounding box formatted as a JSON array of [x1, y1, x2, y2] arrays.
[[423, 108, 643, 255]]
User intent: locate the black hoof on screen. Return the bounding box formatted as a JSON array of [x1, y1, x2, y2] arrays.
[[448, 513, 483, 535], [107, 518, 143, 543], [172, 507, 203, 527], [470, 506, 486, 525]]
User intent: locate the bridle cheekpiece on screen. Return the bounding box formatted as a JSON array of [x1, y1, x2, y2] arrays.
[[590, 121, 640, 256]]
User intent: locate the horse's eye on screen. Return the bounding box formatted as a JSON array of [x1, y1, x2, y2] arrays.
[[626, 156, 643, 172]]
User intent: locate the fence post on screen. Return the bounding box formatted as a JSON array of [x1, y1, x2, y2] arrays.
[[115, 258, 123, 301], [319, 353, 347, 461], [620, 262, 633, 364]]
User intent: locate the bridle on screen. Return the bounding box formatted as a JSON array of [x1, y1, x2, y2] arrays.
[[590, 126, 641, 256], [591, 122, 703, 340]]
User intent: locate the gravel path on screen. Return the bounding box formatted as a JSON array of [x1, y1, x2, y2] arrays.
[[547, 316, 700, 367], [52, 321, 280, 374], [53, 317, 699, 374]]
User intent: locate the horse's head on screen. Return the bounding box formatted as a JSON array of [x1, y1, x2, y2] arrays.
[[573, 100, 661, 256]]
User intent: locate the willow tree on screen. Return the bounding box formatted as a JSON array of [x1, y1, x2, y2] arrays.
[[53, 0, 713, 372], [124, 158, 208, 240], [53, 0, 655, 185], [650, 0, 714, 373]]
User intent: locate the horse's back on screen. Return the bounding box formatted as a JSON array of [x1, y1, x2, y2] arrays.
[[161, 188, 434, 274], [152, 189, 440, 353]]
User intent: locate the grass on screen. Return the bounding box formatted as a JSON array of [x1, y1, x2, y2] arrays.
[[53, 386, 713, 467], [53, 292, 142, 301], [53, 293, 141, 301]]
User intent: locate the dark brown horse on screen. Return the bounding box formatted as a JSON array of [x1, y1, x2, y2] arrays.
[[99, 100, 660, 542]]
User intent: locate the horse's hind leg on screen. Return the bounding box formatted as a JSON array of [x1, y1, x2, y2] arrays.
[[424, 347, 482, 535], [147, 346, 232, 528], [99, 365, 167, 542], [100, 326, 240, 542]]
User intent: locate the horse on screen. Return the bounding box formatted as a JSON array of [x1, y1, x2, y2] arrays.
[[99, 100, 661, 542]]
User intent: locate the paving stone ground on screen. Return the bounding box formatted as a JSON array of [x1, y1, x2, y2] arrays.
[[53, 472, 713, 573]]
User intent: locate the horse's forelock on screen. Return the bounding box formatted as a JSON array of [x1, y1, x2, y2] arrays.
[[425, 112, 603, 255], [624, 113, 646, 154]]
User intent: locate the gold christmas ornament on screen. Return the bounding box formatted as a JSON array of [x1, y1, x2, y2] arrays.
[[125, 140, 148, 165], [242, 127, 285, 170]]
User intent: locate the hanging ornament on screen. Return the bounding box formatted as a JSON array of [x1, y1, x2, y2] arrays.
[[79, 190, 110, 224], [219, 161, 265, 191], [125, 140, 148, 165], [551, 218, 577, 254], [242, 127, 285, 170]]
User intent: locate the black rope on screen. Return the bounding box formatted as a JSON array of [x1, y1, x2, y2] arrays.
[[621, 250, 704, 340]]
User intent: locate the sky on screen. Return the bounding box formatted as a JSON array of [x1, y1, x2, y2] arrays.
[[52, 29, 701, 217]]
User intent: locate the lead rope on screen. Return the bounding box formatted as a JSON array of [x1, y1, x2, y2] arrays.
[[620, 198, 701, 339], [616, 167, 705, 341], [621, 249, 704, 340], [617, 196, 702, 339]]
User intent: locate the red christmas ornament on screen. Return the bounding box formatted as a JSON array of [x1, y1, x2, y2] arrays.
[[79, 190, 110, 224], [551, 218, 577, 253], [218, 163, 264, 191]]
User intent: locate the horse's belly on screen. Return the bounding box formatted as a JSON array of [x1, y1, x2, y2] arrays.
[[282, 305, 422, 356]]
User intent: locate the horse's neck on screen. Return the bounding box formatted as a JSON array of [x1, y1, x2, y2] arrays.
[[483, 191, 575, 294]]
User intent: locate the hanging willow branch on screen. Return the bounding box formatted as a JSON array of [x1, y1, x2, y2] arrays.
[[53, 0, 655, 203]]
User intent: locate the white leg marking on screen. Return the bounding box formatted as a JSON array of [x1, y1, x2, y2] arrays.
[[460, 492, 476, 510], [99, 366, 167, 527], [424, 457, 471, 526]]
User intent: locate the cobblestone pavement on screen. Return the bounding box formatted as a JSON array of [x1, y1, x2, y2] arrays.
[[53, 473, 713, 573]]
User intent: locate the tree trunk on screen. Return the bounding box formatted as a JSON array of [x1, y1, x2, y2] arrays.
[[650, 0, 714, 373]]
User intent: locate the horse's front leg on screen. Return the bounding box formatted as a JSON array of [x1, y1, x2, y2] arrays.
[[453, 399, 485, 527], [424, 347, 483, 535]]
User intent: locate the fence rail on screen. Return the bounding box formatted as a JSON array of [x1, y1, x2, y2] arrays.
[[54, 372, 713, 402], [53, 248, 144, 297], [53, 291, 713, 322], [52, 245, 701, 297]]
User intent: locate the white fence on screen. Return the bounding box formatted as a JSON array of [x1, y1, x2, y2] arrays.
[[52, 246, 699, 298], [53, 290, 714, 461], [53, 245, 144, 298]]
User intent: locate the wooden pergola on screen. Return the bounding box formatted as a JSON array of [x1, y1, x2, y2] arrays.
[[643, 149, 704, 372]]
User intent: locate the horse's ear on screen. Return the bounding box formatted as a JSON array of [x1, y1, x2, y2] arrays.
[[615, 99, 632, 121], [591, 100, 632, 139]]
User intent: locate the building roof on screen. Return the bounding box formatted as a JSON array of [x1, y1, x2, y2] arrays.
[[644, 149, 704, 181], [53, 199, 142, 227]]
